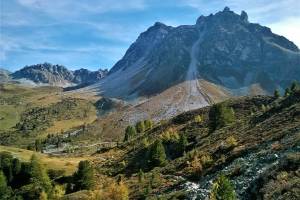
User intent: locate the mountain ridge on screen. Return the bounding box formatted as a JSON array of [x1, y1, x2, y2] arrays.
[[3, 63, 108, 87]]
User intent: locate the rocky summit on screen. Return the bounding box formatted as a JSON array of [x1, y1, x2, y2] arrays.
[[10, 63, 107, 87], [86, 7, 299, 100]]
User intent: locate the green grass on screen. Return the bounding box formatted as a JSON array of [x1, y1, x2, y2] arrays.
[[0, 145, 87, 175], [0, 105, 23, 131]]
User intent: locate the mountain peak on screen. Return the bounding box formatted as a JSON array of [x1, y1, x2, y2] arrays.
[[223, 6, 231, 12], [153, 22, 167, 27], [240, 10, 248, 23]]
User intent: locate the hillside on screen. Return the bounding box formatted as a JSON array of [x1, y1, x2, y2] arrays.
[[0, 82, 299, 199], [90, 86, 300, 199]]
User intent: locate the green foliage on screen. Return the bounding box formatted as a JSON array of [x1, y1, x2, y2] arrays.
[[144, 119, 154, 130], [29, 155, 52, 194], [194, 115, 203, 123], [39, 190, 48, 200], [210, 175, 236, 200], [178, 133, 188, 155], [149, 140, 167, 167], [15, 98, 94, 134], [291, 81, 299, 92], [12, 158, 21, 176], [262, 104, 266, 111], [274, 89, 280, 98], [136, 121, 145, 133], [73, 160, 95, 191], [210, 103, 235, 130], [124, 125, 137, 142], [138, 169, 145, 183], [47, 169, 65, 180], [284, 87, 291, 97], [35, 139, 43, 152], [0, 170, 12, 199], [150, 171, 162, 188]]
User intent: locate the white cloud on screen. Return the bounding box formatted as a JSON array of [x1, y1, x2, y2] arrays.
[[268, 17, 300, 47]]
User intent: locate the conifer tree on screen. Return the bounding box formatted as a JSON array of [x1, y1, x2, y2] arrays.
[[210, 175, 236, 200], [210, 103, 235, 130], [0, 170, 11, 198], [136, 121, 145, 133], [274, 89, 280, 98], [73, 160, 95, 191], [179, 133, 188, 155], [291, 81, 299, 92], [29, 155, 52, 194], [124, 125, 136, 142], [144, 120, 153, 130], [149, 140, 166, 167], [138, 169, 145, 183], [284, 87, 291, 97]]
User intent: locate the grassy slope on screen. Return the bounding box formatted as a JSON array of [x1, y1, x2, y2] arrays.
[[0, 145, 87, 175], [0, 83, 99, 146], [92, 92, 300, 199]]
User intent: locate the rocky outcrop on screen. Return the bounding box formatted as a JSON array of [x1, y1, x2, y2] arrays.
[[10, 63, 107, 87]]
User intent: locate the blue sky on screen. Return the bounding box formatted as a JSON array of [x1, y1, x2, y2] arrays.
[[1, 0, 300, 71]]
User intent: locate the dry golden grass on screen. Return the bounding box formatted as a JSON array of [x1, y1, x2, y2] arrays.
[[0, 145, 87, 175], [44, 115, 97, 136]]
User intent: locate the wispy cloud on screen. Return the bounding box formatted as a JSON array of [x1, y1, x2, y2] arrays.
[[17, 0, 147, 17]]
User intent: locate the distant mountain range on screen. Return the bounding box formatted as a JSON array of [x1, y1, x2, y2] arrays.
[[1, 63, 108, 87]]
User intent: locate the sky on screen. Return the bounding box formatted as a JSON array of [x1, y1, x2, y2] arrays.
[[1, 0, 300, 71]]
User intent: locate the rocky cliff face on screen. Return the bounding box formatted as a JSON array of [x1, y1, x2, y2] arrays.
[[10, 63, 107, 87], [73, 68, 108, 84], [91, 7, 299, 99]]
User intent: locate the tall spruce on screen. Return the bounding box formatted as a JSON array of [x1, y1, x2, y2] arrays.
[[210, 103, 235, 130], [149, 140, 166, 167], [135, 121, 145, 133], [29, 155, 52, 194], [73, 160, 95, 191], [210, 175, 236, 200], [274, 89, 280, 98], [124, 125, 137, 142]]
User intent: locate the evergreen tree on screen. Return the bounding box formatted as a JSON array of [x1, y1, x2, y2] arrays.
[[12, 158, 21, 175], [124, 126, 137, 142], [144, 120, 153, 130], [261, 104, 267, 112], [135, 121, 145, 133], [291, 81, 299, 92], [178, 133, 188, 155], [284, 87, 291, 97], [39, 191, 48, 200], [138, 169, 144, 183], [35, 139, 43, 152], [73, 160, 95, 191], [29, 155, 52, 194], [0, 170, 11, 199], [149, 140, 166, 167], [274, 89, 280, 98], [210, 103, 235, 130], [210, 175, 236, 200]]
